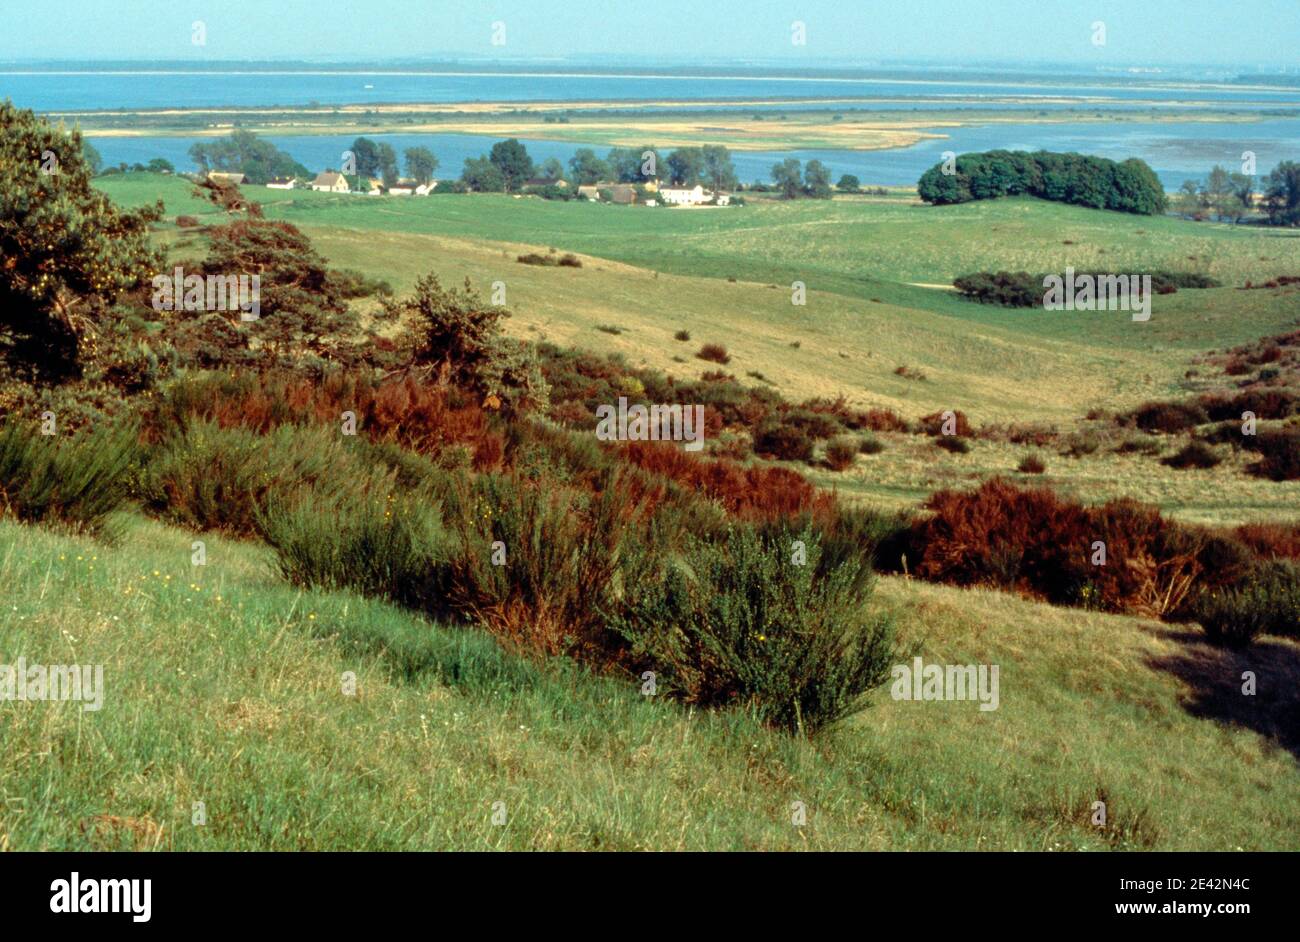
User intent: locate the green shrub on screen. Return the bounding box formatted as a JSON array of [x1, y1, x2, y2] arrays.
[[262, 477, 447, 608], [935, 436, 970, 454], [1017, 453, 1047, 474], [0, 420, 139, 538], [1193, 560, 1300, 643], [606, 525, 896, 733], [755, 421, 814, 462], [859, 434, 885, 455], [136, 421, 371, 536]]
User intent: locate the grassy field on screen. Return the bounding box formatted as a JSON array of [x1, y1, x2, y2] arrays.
[[3, 515, 1297, 850], [97, 174, 1300, 523]]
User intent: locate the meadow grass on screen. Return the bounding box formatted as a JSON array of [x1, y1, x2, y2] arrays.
[[1, 514, 1297, 850]]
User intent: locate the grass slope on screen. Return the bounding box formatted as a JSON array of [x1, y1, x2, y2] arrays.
[[1, 516, 1297, 850]]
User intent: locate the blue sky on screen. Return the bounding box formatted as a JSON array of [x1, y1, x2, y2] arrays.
[[2, 0, 1297, 66]]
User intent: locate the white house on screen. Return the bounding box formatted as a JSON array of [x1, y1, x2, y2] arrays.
[[266, 177, 297, 190], [310, 171, 350, 193], [659, 184, 708, 205], [385, 179, 437, 196]]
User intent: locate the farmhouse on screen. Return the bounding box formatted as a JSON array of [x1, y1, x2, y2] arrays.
[[265, 177, 297, 189], [386, 179, 437, 196], [310, 171, 350, 193], [659, 184, 708, 205], [576, 184, 600, 201], [524, 177, 567, 188], [206, 171, 245, 186], [608, 183, 636, 204]]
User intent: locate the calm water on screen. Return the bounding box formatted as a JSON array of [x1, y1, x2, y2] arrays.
[[5, 70, 1300, 111], [6, 70, 1300, 187]]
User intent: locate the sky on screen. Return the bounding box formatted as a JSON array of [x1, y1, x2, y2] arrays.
[[1, 0, 1297, 67]]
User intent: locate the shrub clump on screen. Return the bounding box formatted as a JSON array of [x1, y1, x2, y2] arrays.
[[1161, 441, 1222, 469], [1017, 453, 1047, 474], [825, 436, 860, 471], [1187, 561, 1300, 646], [605, 526, 897, 734], [696, 343, 731, 365], [754, 421, 814, 463]]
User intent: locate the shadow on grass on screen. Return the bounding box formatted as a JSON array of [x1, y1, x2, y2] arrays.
[[1145, 628, 1300, 762]]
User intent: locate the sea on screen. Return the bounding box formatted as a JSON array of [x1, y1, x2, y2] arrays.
[[4, 67, 1299, 188]]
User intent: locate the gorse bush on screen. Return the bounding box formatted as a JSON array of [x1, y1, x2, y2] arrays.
[[434, 468, 647, 657], [605, 526, 897, 734], [136, 421, 373, 536], [0, 420, 139, 538], [261, 477, 447, 609], [1187, 561, 1300, 646]]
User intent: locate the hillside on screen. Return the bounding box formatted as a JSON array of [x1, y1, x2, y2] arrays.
[[3, 515, 1297, 851]]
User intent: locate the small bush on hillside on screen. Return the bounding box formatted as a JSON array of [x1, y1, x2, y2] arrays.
[[825, 436, 860, 471], [935, 436, 970, 454], [1124, 400, 1209, 433], [919, 410, 973, 437], [605, 526, 897, 734], [0, 421, 139, 538], [696, 343, 731, 365], [754, 421, 814, 462], [1235, 522, 1300, 560], [674, 330, 691, 342], [863, 408, 911, 433], [175, 215, 200, 228], [1190, 583, 1278, 648], [1116, 436, 1163, 456], [435, 468, 646, 657], [1249, 429, 1300, 480], [952, 270, 1042, 307], [859, 434, 884, 455], [620, 441, 825, 519], [1161, 441, 1223, 469], [1017, 453, 1047, 474], [913, 479, 1217, 617]]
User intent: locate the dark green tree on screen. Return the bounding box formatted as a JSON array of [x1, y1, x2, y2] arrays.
[[567, 148, 609, 185], [803, 159, 833, 199], [488, 138, 534, 192], [0, 101, 161, 383], [1262, 161, 1300, 226], [461, 156, 505, 192], [403, 147, 439, 186], [771, 158, 803, 199]]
